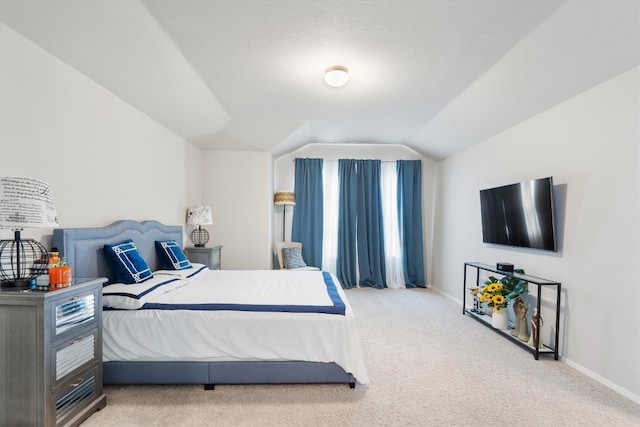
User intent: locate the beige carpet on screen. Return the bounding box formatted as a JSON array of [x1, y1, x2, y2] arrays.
[[82, 288, 640, 426]]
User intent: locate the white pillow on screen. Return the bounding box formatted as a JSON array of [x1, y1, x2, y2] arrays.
[[103, 275, 189, 310], [154, 263, 208, 280]]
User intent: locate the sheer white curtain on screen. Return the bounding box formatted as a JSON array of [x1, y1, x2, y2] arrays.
[[322, 160, 404, 287], [322, 160, 339, 273], [381, 162, 405, 288]]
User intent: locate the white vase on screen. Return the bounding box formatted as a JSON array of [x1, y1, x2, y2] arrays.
[[491, 309, 509, 330]]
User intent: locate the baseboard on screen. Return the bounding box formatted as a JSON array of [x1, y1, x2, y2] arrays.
[[429, 284, 462, 305], [563, 358, 640, 405]]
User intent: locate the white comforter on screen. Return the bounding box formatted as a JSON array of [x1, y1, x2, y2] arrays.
[[102, 269, 369, 384]]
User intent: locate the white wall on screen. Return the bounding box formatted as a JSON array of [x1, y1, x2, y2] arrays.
[[432, 67, 640, 401], [0, 23, 203, 247], [202, 150, 273, 270], [274, 143, 436, 283]]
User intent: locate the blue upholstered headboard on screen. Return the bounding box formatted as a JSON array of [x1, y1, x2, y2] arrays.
[[52, 220, 183, 284]]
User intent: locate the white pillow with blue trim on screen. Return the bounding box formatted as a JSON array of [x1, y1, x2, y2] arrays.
[[155, 240, 192, 270], [103, 275, 189, 309], [154, 263, 208, 279]]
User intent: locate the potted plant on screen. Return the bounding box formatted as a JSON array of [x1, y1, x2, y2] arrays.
[[479, 269, 528, 329]]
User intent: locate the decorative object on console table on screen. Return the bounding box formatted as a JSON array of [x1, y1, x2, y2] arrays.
[[528, 308, 544, 349], [0, 177, 58, 288], [478, 270, 528, 330], [186, 205, 213, 247], [274, 191, 295, 241], [462, 262, 561, 360], [468, 287, 480, 312], [0, 278, 107, 426], [496, 262, 514, 273], [491, 308, 509, 330], [184, 245, 222, 270], [511, 297, 530, 342]]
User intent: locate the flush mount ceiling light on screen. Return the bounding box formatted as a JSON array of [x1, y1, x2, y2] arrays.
[[324, 65, 349, 87]]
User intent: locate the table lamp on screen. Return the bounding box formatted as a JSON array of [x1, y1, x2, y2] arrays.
[[186, 205, 213, 247], [0, 177, 58, 288]]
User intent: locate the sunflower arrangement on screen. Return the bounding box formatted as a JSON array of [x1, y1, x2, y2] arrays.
[[479, 270, 528, 313]]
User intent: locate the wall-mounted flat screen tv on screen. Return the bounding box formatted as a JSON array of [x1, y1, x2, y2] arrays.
[[479, 177, 557, 252]]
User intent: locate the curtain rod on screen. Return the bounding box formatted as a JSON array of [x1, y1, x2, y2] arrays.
[[293, 158, 419, 163]]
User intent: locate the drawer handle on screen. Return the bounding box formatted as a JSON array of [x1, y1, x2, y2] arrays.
[[70, 378, 84, 388]]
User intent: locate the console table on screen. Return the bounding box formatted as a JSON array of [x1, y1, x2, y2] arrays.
[[463, 262, 561, 360]]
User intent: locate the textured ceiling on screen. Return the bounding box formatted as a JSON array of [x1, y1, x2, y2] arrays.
[[1, 0, 638, 159]]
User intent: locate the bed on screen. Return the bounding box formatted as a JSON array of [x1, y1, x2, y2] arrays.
[[52, 220, 368, 389]]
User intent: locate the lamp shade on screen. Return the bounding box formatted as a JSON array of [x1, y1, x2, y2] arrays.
[[0, 177, 58, 229], [0, 177, 57, 288], [186, 205, 213, 226], [274, 192, 295, 206]]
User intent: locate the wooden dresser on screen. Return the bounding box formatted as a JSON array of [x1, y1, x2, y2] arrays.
[[0, 278, 107, 426]]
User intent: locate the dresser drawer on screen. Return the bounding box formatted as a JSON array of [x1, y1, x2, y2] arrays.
[[52, 328, 99, 389], [53, 365, 101, 426], [51, 288, 99, 340]]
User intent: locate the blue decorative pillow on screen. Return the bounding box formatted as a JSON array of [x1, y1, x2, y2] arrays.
[[282, 246, 307, 269], [155, 240, 192, 270], [103, 239, 153, 284]]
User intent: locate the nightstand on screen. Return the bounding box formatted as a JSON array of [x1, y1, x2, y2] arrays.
[[0, 278, 107, 426], [184, 245, 222, 270]]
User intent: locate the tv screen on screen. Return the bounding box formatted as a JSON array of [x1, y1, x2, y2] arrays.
[[479, 177, 557, 251]]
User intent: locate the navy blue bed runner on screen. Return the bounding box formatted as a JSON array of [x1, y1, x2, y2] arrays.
[[142, 271, 346, 315]]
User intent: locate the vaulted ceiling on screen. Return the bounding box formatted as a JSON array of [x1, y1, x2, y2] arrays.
[[1, 1, 638, 159]]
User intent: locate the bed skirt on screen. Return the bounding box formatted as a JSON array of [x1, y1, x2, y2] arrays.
[[103, 360, 357, 389]]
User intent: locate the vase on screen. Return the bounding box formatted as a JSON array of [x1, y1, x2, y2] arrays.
[[491, 309, 509, 330]]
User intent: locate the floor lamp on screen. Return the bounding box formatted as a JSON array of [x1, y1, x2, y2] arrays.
[[274, 191, 295, 241]]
